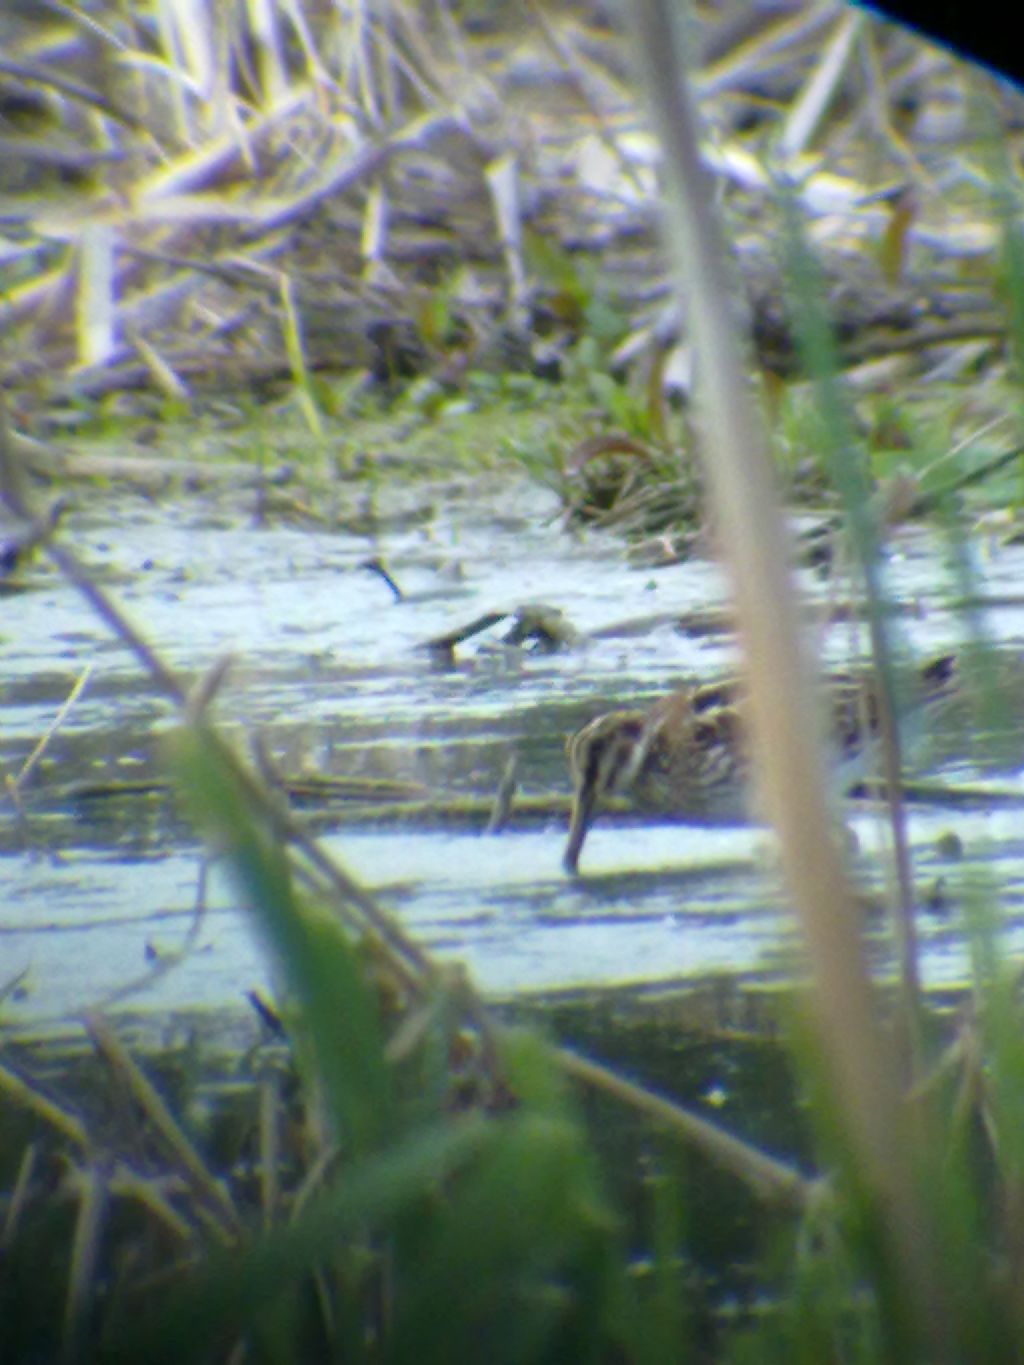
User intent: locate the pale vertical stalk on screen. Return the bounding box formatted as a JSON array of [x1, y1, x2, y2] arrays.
[[77, 224, 116, 367], [629, 0, 944, 1337]]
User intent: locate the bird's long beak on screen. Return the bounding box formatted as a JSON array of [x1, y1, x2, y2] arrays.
[[563, 778, 597, 875]]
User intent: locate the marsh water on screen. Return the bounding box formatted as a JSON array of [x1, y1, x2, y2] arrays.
[[5, 471, 1024, 1027]]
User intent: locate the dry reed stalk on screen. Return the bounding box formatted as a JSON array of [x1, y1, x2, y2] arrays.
[[86, 1013, 242, 1241], [0, 1063, 89, 1150], [629, 0, 950, 1344], [7, 663, 94, 805], [557, 1047, 811, 1209]]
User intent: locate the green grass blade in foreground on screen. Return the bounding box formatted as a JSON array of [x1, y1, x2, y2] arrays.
[[773, 986, 1017, 1364], [103, 1031, 628, 1365], [770, 179, 922, 736], [101, 1114, 491, 1365], [170, 724, 393, 1154], [964, 876, 1024, 1185], [976, 84, 1024, 402], [936, 499, 1016, 764], [771, 176, 927, 1039], [387, 1028, 623, 1365], [620, 1144, 689, 1365], [280, 271, 323, 436], [387, 1114, 615, 1365], [725, 1192, 884, 1365]]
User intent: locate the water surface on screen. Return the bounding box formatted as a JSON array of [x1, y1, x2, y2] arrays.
[[4, 478, 1024, 1024]]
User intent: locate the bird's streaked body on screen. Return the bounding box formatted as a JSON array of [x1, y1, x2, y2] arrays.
[[563, 655, 957, 874]]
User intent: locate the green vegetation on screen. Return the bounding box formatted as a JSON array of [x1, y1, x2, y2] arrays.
[[8, 0, 1024, 1361], [4, 0, 1024, 535], [4, 697, 1024, 1362]]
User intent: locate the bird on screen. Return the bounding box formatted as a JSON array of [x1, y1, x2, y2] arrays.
[[563, 654, 958, 874]]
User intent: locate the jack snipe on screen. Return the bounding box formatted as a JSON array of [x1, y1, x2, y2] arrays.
[[563, 654, 957, 874]]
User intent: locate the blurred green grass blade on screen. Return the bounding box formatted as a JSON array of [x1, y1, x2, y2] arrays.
[[102, 1114, 491, 1365], [783, 982, 1019, 1363], [498, 1024, 577, 1117], [280, 271, 323, 435], [384, 1028, 620, 1365], [982, 96, 1024, 396], [771, 174, 927, 1031], [388, 1112, 618, 1365], [772, 179, 882, 581], [964, 877, 1024, 1180], [170, 725, 393, 1154], [625, 1147, 689, 1365], [936, 515, 1015, 763]]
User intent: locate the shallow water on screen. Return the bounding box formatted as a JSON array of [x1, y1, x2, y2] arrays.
[[4, 475, 1024, 1024]]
